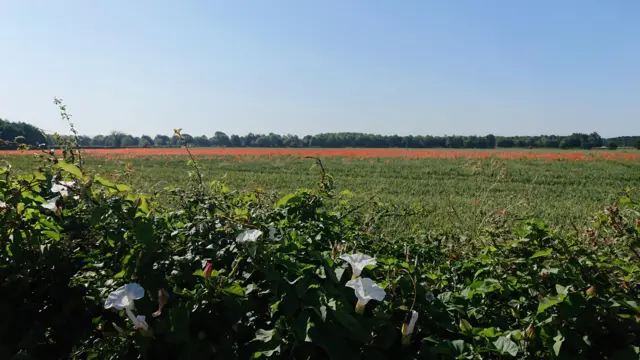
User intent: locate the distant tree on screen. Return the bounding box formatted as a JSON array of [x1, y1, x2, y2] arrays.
[[139, 135, 153, 148], [120, 135, 136, 147], [486, 134, 496, 149], [154, 135, 171, 146], [104, 131, 128, 148], [90, 135, 105, 146], [229, 134, 242, 147], [607, 141, 618, 150], [194, 135, 211, 147], [497, 138, 515, 148], [211, 131, 230, 147], [181, 134, 195, 145], [635, 139, 640, 150], [0, 118, 47, 146]]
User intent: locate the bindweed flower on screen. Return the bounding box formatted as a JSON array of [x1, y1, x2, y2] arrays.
[[236, 229, 263, 244], [203, 260, 213, 280], [340, 253, 377, 279], [401, 310, 419, 344], [345, 277, 386, 314], [41, 196, 60, 212], [105, 283, 145, 310], [51, 181, 75, 197], [105, 283, 148, 331], [132, 315, 149, 331]]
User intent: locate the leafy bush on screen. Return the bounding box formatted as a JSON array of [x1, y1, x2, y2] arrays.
[[1, 120, 639, 359]]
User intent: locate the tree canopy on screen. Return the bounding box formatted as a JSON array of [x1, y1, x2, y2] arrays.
[[1, 117, 638, 150]]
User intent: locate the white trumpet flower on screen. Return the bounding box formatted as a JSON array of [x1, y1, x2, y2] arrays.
[[340, 253, 377, 279], [236, 229, 263, 244], [345, 277, 386, 314], [104, 283, 148, 331], [402, 310, 419, 344], [51, 181, 75, 197]]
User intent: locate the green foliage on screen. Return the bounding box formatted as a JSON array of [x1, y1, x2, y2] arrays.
[[608, 141, 619, 150], [2, 113, 639, 150]]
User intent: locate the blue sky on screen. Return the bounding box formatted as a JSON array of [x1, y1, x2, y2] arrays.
[[1, 1, 638, 137]]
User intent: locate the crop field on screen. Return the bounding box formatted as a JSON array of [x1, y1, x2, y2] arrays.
[[3, 147, 639, 235]]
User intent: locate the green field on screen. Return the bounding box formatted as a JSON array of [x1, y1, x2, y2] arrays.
[[5, 152, 639, 235]]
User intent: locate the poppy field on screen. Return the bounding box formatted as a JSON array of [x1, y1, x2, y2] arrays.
[[3, 147, 639, 234]]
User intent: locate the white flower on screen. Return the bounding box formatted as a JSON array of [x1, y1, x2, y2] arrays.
[[131, 314, 149, 331], [104, 283, 145, 310], [236, 229, 263, 244], [345, 277, 386, 314], [41, 196, 60, 211], [402, 310, 419, 344], [0, 200, 6, 209], [268, 225, 283, 242], [340, 253, 377, 279], [105, 283, 149, 331], [51, 181, 75, 197]]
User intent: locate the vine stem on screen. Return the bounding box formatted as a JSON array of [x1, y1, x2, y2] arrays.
[[399, 268, 417, 312]]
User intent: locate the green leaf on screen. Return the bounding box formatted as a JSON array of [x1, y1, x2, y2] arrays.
[[451, 340, 466, 354], [193, 269, 204, 277], [223, 283, 246, 297], [530, 248, 553, 259], [94, 175, 115, 188], [494, 336, 519, 357], [332, 308, 370, 342], [253, 329, 274, 342], [276, 193, 301, 207], [253, 345, 281, 358], [537, 295, 564, 314], [116, 184, 132, 192], [113, 270, 126, 279], [55, 162, 83, 179], [459, 319, 472, 333], [553, 332, 565, 356]]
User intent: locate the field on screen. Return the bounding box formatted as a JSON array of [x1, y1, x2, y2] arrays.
[[4, 147, 639, 235]]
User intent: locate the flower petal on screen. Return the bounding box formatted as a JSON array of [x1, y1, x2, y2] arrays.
[[41, 196, 60, 211], [236, 229, 263, 243]]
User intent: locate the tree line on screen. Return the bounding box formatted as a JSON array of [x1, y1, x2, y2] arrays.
[[1, 117, 639, 150]]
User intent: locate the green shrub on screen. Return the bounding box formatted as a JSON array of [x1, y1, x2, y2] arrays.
[[1, 124, 639, 359]]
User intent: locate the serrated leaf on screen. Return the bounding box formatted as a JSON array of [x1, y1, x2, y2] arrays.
[[494, 336, 519, 356], [530, 248, 553, 259]]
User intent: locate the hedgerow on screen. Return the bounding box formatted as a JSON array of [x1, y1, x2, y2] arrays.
[[1, 104, 639, 359]]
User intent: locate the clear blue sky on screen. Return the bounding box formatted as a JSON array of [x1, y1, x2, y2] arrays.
[[1, 1, 638, 137]]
